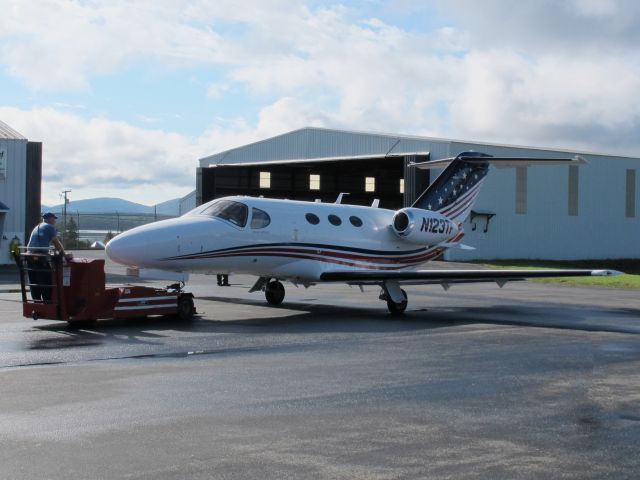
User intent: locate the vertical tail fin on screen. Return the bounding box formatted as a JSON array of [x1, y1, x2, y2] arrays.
[[411, 151, 586, 223], [412, 152, 491, 222]]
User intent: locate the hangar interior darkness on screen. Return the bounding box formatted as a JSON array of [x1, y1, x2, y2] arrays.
[[197, 156, 430, 210]]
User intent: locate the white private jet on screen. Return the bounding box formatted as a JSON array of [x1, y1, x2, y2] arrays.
[[106, 152, 618, 314]]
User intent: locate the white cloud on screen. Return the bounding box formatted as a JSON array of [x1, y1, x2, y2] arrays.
[[206, 83, 229, 99], [1, 0, 640, 208], [438, 0, 640, 54], [450, 50, 640, 154], [0, 97, 339, 205], [0, 106, 199, 204]]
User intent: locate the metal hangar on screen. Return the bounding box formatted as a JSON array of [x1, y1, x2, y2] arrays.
[[0, 120, 42, 265], [196, 127, 639, 261]]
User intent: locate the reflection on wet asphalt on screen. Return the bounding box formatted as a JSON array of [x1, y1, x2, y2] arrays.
[[0, 265, 639, 479]]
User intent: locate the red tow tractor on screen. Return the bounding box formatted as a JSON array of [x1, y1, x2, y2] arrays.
[[14, 249, 195, 327]]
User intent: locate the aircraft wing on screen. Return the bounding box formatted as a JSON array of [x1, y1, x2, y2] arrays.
[[319, 268, 619, 287]]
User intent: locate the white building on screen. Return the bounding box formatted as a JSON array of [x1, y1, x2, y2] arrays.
[[0, 120, 42, 265], [194, 127, 639, 261]]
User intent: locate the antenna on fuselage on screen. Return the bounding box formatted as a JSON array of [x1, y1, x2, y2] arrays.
[[335, 193, 350, 204], [371, 199, 380, 208]]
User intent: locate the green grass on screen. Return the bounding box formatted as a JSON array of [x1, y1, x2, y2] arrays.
[[479, 260, 640, 289]]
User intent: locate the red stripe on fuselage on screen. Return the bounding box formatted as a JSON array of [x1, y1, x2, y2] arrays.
[[176, 233, 465, 270]]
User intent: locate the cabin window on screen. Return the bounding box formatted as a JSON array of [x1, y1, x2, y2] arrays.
[[309, 174, 320, 191], [305, 213, 320, 225], [201, 200, 248, 227], [399, 179, 404, 194], [349, 216, 363, 227], [365, 177, 376, 192], [328, 214, 342, 226], [259, 171, 271, 189], [251, 207, 271, 229]]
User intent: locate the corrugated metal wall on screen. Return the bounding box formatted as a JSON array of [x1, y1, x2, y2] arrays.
[[178, 190, 197, 214], [447, 141, 640, 260], [198, 128, 640, 260], [0, 137, 27, 264]]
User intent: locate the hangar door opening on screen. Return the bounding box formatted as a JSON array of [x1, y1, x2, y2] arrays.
[[197, 154, 430, 210]]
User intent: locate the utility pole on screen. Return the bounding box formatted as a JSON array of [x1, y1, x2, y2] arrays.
[[61, 189, 71, 244]]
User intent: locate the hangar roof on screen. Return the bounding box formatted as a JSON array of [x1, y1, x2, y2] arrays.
[[200, 126, 638, 167], [0, 120, 26, 140], [200, 127, 437, 167]]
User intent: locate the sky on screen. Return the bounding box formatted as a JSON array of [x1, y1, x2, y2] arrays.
[[1, 0, 639, 206]]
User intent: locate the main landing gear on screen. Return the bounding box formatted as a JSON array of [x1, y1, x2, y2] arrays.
[[248, 277, 286, 306], [265, 279, 285, 305], [386, 289, 408, 315], [379, 282, 408, 315], [251, 277, 408, 314]]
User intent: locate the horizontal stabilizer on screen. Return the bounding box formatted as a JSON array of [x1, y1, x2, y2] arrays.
[[591, 269, 623, 276], [413, 155, 586, 170]]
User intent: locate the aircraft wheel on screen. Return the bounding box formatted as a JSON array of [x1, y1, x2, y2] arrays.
[[386, 289, 408, 315], [265, 280, 285, 305], [177, 294, 195, 321]]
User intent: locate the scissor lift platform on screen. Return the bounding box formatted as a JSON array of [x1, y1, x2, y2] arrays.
[[14, 249, 195, 326]]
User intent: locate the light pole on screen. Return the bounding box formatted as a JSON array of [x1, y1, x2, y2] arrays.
[[61, 189, 71, 243]]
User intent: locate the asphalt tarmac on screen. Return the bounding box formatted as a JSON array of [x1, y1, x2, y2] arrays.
[[0, 252, 639, 479]]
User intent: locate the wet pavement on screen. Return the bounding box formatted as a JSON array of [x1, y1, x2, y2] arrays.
[[0, 251, 639, 479]]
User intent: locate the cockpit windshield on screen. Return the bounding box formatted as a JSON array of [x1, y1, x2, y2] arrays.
[[199, 200, 248, 227]]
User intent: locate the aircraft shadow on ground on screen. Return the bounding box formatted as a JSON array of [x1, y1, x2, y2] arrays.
[[29, 296, 640, 341]]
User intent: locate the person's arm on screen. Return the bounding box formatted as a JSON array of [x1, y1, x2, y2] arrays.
[[52, 237, 73, 260]]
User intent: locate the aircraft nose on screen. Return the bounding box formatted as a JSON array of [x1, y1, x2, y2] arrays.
[[105, 228, 154, 267], [106, 216, 211, 268]]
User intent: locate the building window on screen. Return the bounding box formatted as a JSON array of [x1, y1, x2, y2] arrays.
[[365, 177, 376, 192], [568, 165, 579, 216], [309, 174, 320, 191], [305, 213, 320, 225], [399, 179, 404, 194], [515, 167, 527, 214], [259, 171, 271, 189], [626, 169, 636, 218], [328, 214, 342, 226]]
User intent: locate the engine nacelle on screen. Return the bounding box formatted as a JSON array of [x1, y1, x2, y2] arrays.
[[391, 208, 460, 245]]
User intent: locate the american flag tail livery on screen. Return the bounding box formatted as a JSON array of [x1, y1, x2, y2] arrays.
[[410, 152, 588, 223], [411, 152, 491, 223]]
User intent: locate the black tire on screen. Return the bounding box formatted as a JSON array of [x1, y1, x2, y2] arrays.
[[177, 295, 195, 321], [386, 289, 408, 315], [265, 280, 285, 305]]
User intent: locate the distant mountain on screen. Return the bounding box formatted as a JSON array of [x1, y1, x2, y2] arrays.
[[44, 197, 153, 214], [42, 196, 183, 216]]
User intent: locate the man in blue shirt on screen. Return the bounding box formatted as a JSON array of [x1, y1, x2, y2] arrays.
[[26, 213, 73, 301]]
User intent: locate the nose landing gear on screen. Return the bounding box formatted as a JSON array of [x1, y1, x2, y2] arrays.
[[265, 280, 285, 305]]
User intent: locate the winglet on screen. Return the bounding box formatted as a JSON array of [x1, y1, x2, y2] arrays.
[[590, 269, 623, 276]]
